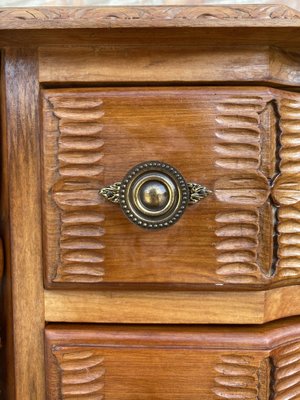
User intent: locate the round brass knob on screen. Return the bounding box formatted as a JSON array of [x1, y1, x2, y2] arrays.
[[100, 161, 211, 230], [119, 162, 189, 229], [139, 180, 170, 211]]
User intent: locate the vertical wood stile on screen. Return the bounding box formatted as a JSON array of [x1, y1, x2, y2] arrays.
[[3, 48, 45, 399]]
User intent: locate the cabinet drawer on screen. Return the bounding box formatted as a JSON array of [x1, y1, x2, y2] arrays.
[[45, 320, 300, 399], [42, 86, 299, 290]]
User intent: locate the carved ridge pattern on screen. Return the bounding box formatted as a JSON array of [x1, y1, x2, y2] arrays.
[[213, 344, 300, 400], [273, 96, 300, 279], [0, 5, 300, 25], [215, 97, 266, 171], [271, 341, 300, 399], [215, 210, 261, 284], [49, 95, 105, 283], [212, 355, 261, 399], [53, 348, 105, 399], [215, 96, 270, 284]]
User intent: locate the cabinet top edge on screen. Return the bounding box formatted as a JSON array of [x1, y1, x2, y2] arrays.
[[0, 5, 300, 30]]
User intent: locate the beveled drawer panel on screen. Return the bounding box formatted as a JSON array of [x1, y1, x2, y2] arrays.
[[45, 320, 300, 399], [42, 87, 299, 290]]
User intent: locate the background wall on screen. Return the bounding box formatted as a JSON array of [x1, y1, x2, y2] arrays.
[[0, 0, 300, 9]]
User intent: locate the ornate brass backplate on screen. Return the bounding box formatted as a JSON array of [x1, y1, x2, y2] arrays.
[[100, 161, 211, 229]]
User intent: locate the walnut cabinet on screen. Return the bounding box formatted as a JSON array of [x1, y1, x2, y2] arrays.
[[1, 4, 300, 399]]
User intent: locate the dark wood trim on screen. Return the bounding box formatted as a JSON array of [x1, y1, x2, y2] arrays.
[[45, 317, 300, 351]]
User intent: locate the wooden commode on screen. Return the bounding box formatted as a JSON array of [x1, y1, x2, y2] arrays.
[[1, 4, 300, 399]]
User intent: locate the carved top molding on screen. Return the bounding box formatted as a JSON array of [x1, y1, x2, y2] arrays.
[[0, 5, 299, 30]]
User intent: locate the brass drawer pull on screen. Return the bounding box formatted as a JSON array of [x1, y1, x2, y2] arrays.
[[100, 161, 211, 229]]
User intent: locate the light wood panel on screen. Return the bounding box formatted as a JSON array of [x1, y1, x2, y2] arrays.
[[3, 49, 45, 400], [39, 46, 300, 86], [45, 320, 300, 399], [44, 285, 300, 324]]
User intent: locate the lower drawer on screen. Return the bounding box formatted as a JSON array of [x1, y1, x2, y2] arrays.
[[45, 320, 300, 399]]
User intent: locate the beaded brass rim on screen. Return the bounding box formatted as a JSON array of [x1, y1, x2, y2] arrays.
[[119, 161, 189, 229], [100, 160, 211, 230]]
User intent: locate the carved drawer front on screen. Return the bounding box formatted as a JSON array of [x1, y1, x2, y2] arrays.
[[42, 87, 299, 290], [46, 320, 300, 399]]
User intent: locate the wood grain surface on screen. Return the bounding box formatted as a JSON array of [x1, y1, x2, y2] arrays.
[[44, 289, 265, 324], [44, 285, 300, 324], [0, 28, 300, 49], [1, 49, 14, 400], [41, 87, 300, 291], [39, 46, 300, 87], [3, 49, 45, 400], [45, 319, 300, 399]]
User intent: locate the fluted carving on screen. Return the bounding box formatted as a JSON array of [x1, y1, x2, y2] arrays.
[[53, 348, 105, 399], [215, 210, 263, 284], [215, 97, 269, 171], [215, 96, 273, 283], [271, 341, 300, 400], [273, 95, 300, 280], [46, 94, 105, 283], [213, 354, 264, 399]]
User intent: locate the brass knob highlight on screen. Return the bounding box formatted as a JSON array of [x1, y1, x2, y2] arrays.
[[100, 161, 211, 229]]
